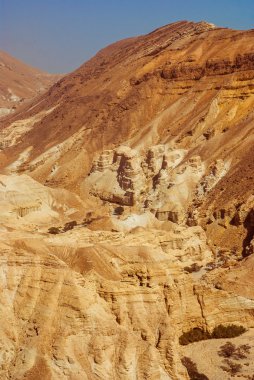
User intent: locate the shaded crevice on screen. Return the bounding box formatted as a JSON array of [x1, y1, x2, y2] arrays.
[[242, 209, 254, 257]]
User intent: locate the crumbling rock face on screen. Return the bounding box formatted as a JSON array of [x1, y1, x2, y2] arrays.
[[85, 144, 207, 224], [196, 194, 254, 258], [1, 20, 254, 379], [14, 202, 42, 217], [0, 221, 254, 380], [116, 146, 145, 194], [161, 53, 254, 81], [186, 159, 230, 225], [0, 183, 215, 380], [143, 145, 166, 176], [92, 150, 114, 172]]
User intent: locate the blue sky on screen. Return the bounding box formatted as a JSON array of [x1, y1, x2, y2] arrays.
[[1, 0, 254, 73]]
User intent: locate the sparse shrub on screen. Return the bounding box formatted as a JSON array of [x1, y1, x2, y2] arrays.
[[82, 212, 94, 226], [114, 206, 124, 216], [184, 263, 201, 273], [179, 328, 211, 346], [48, 227, 61, 234], [214, 282, 223, 290], [218, 341, 251, 360], [218, 342, 236, 358], [212, 324, 246, 339], [181, 357, 209, 380], [83, 219, 91, 226], [205, 262, 216, 271], [179, 325, 247, 346], [239, 344, 251, 356], [63, 220, 77, 232], [182, 357, 196, 373], [220, 359, 242, 376]]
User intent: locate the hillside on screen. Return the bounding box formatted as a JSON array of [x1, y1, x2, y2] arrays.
[[0, 50, 61, 117], [0, 21, 254, 379]]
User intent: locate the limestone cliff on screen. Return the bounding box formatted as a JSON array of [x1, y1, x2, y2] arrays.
[[0, 20, 254, 379]]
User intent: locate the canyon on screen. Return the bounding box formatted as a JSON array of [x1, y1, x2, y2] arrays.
[[0, 20, 254, 379]]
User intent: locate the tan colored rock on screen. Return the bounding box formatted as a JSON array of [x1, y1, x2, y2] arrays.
[[1, 20, 254, 380], [92, 150, 114, 172]]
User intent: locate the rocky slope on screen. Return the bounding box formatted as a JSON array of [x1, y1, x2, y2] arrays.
[[1, 21, 254, 379], [0, 50, 61, 118]]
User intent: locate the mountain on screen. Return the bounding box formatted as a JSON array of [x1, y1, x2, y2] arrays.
[[1, 20, 254, 252], [0, 21, 254, 379], [0, 50, 61, 118]]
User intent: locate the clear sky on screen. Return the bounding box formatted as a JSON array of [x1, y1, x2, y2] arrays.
[[1, 0, 254, 74]]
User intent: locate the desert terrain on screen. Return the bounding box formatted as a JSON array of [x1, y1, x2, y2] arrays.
[[0, 50, 61, 118], [0, 21, 254, 379]]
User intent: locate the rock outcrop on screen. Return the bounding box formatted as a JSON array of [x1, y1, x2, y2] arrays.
[[0, 196, 254, 379], [85, 144, 208, 225], [0, 20, 254, 379]]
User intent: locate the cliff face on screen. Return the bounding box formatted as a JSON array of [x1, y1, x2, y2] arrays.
[[1, 21, 254, 230], [1, 183, 254, 380], [1, 21, 254, 379]]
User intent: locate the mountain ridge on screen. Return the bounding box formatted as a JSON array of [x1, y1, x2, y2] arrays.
[[1, 20, 254, 379], [0, 49, 61, 118]]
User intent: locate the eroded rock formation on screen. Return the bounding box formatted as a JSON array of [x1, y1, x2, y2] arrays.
[[0, 20, 254, 379]]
